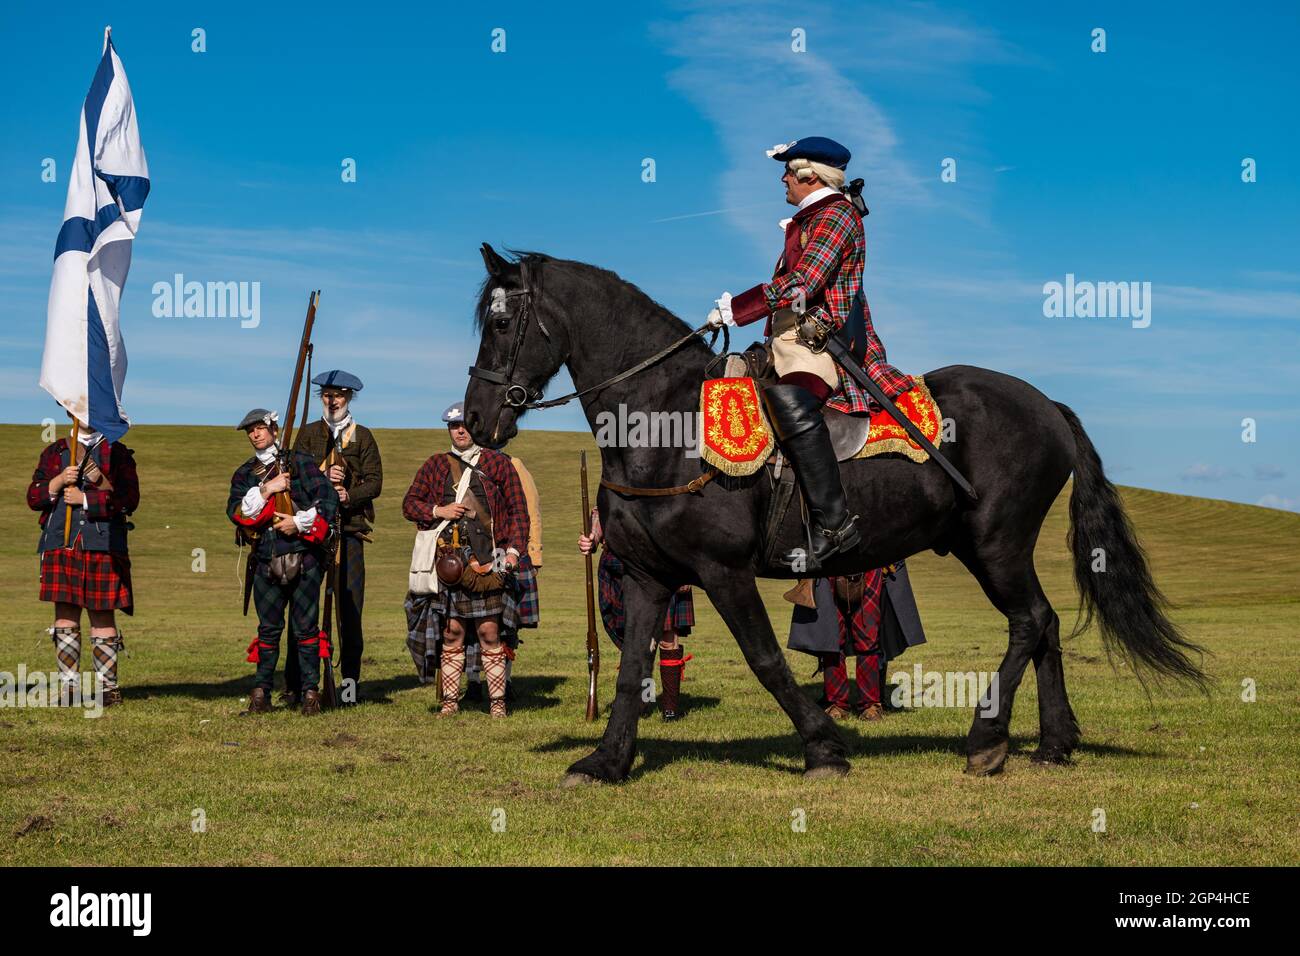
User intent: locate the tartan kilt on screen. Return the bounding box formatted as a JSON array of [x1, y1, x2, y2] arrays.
[[39, 546, 133, 612], [503, 563, 539, 630], [598, 551, 694, 648]]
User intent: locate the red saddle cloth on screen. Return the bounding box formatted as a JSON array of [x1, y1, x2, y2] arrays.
[[855, 375, 942, 463]]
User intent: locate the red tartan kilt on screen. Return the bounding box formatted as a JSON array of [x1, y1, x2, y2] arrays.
[[39, 546, 133, 611]]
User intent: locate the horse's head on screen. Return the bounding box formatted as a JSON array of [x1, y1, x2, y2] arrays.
[[464, 244, 567, 446]]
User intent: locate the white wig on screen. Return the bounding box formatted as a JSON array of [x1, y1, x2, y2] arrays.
[[787, 157, 845, 190]]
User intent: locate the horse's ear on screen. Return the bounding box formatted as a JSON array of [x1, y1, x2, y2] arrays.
[[480, 243, 509, 278]]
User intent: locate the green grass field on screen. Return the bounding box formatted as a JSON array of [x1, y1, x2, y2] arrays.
[[1, 423, 1296, 866]]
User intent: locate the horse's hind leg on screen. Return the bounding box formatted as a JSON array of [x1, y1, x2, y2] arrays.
[[705, 571, 849, 778], [954, 547, 1056, 776], [1030, 601, 1080, 764], [564, 573, 670, 786]]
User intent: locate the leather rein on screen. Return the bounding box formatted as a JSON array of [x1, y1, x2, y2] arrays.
[[466, 260, 727, 497]]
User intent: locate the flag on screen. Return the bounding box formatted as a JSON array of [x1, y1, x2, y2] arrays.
[[40, 27, 149, 442]]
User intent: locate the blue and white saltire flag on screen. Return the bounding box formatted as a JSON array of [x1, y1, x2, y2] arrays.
[[40, 28, 149, 443]]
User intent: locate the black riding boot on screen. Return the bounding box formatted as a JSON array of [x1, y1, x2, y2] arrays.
[[762, 383, 861, 569]]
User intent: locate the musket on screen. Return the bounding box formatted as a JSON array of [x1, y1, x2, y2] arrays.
[[271, 290, 320, 517], [318, 431, 346, 708], [580, 452, 600, 720]]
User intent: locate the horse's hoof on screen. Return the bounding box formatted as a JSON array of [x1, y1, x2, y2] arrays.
[[804, 763, 850, 781], [1030, 748, 1073, 766], [561, 772, 600, 789], [964, 740, 1009, 776]]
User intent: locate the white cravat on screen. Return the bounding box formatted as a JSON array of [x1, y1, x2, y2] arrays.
[[326, 410, 353, 440]]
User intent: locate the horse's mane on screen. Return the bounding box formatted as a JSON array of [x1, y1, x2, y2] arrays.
[[472, 250, 699, 346]]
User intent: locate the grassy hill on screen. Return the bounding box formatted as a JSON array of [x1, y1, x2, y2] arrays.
[[1, 423, 1296, 865]]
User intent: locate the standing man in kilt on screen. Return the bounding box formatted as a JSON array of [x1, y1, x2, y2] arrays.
[[707, 136, 912, 570], [288, 370, 383, 704], [579, 508, 695, 720], [466, 444, 540, 704], [227, 408, 338, 716], [27, 414, 139, 706], [403, 402, 530, 718]]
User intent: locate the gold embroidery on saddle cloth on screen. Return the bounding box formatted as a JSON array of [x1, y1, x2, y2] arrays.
[[852, 374, 942, 464], [699, 377, 774, 477]]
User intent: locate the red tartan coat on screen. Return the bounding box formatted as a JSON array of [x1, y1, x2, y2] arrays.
[[402, 449, 530, 557], [730, 192, 912, 412], [27, 439, 140, 552]]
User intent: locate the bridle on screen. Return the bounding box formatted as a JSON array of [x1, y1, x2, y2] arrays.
[[466, 259, 726, 437]]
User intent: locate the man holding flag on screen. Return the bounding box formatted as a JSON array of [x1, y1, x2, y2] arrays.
[[31, 28, 148, 706]]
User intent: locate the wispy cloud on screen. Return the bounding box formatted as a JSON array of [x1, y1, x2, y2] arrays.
[[1256, 494, 1299, 512], [1181, 464, 1241, 482], [1254, 464, 1286, 480]]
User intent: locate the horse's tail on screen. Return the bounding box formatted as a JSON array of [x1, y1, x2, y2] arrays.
[[1055, 402, 1209, 688]]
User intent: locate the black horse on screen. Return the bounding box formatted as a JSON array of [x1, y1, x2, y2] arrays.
[[463, 244, 1206, 784]]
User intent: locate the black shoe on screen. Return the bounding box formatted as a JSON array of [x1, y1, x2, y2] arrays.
[[762, 383, 861, 569]]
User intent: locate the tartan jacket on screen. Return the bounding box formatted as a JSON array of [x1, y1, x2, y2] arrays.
[[27, 439, 139, 553], [730, 192, 913, 412], [402, 449, 530, 557], [293, 419, 383, 535], [227, 449, 337, 560]]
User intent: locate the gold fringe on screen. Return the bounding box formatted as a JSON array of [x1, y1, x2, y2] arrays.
[[698, 379, 774, 477], [853, 374, 942, 463]]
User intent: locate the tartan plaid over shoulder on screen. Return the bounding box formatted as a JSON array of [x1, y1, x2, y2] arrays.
[[402, 449, 530, 556], [731, 194, 912, 414]]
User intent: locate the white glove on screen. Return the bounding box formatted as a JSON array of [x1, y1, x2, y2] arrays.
[[707, 292, 735, 328]]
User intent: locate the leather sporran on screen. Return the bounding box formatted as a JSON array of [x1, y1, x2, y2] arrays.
[[435, 543, 467, 587], [833, 573, 864, 605], [268, 551, 302, 585]]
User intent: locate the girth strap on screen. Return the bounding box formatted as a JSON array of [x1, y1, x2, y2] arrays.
[[600, 470, 717, 498]]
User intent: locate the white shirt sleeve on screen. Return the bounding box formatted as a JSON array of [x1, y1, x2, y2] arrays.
[[293, 507, 318, 533], [241, 484, 267, 518]]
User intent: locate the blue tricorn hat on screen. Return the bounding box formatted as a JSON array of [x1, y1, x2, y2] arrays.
[[766, 136, 851, 170], [312, 369, 364, 392], [442, 402, 466, 424]]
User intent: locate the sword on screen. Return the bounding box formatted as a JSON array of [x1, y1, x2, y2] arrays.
[[814, 314, 978, 503]]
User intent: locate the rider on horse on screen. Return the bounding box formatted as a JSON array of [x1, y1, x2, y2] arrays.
[[708, 136, 912, 569]]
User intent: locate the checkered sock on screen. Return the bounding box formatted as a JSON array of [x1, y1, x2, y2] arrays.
[[658, 644, 685, 714], [90, 630, 123, 693], [823, 653, 850, 710], [440, 648, 465, 714], [50, 626, 81, 697], [482, 647, 509, 717]]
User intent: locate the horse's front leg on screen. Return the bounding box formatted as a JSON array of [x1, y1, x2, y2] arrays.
[[564, 572, 669, 786], [705, 570, 850, 779]]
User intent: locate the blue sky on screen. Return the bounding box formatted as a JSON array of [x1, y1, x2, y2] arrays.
[[1, 0, 1297, 511]]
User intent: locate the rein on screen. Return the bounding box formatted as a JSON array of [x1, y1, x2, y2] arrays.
[[468, 261, 729, 495]]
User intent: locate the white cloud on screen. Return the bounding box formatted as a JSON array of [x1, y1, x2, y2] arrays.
[[1256, 494, 1299, 512]]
